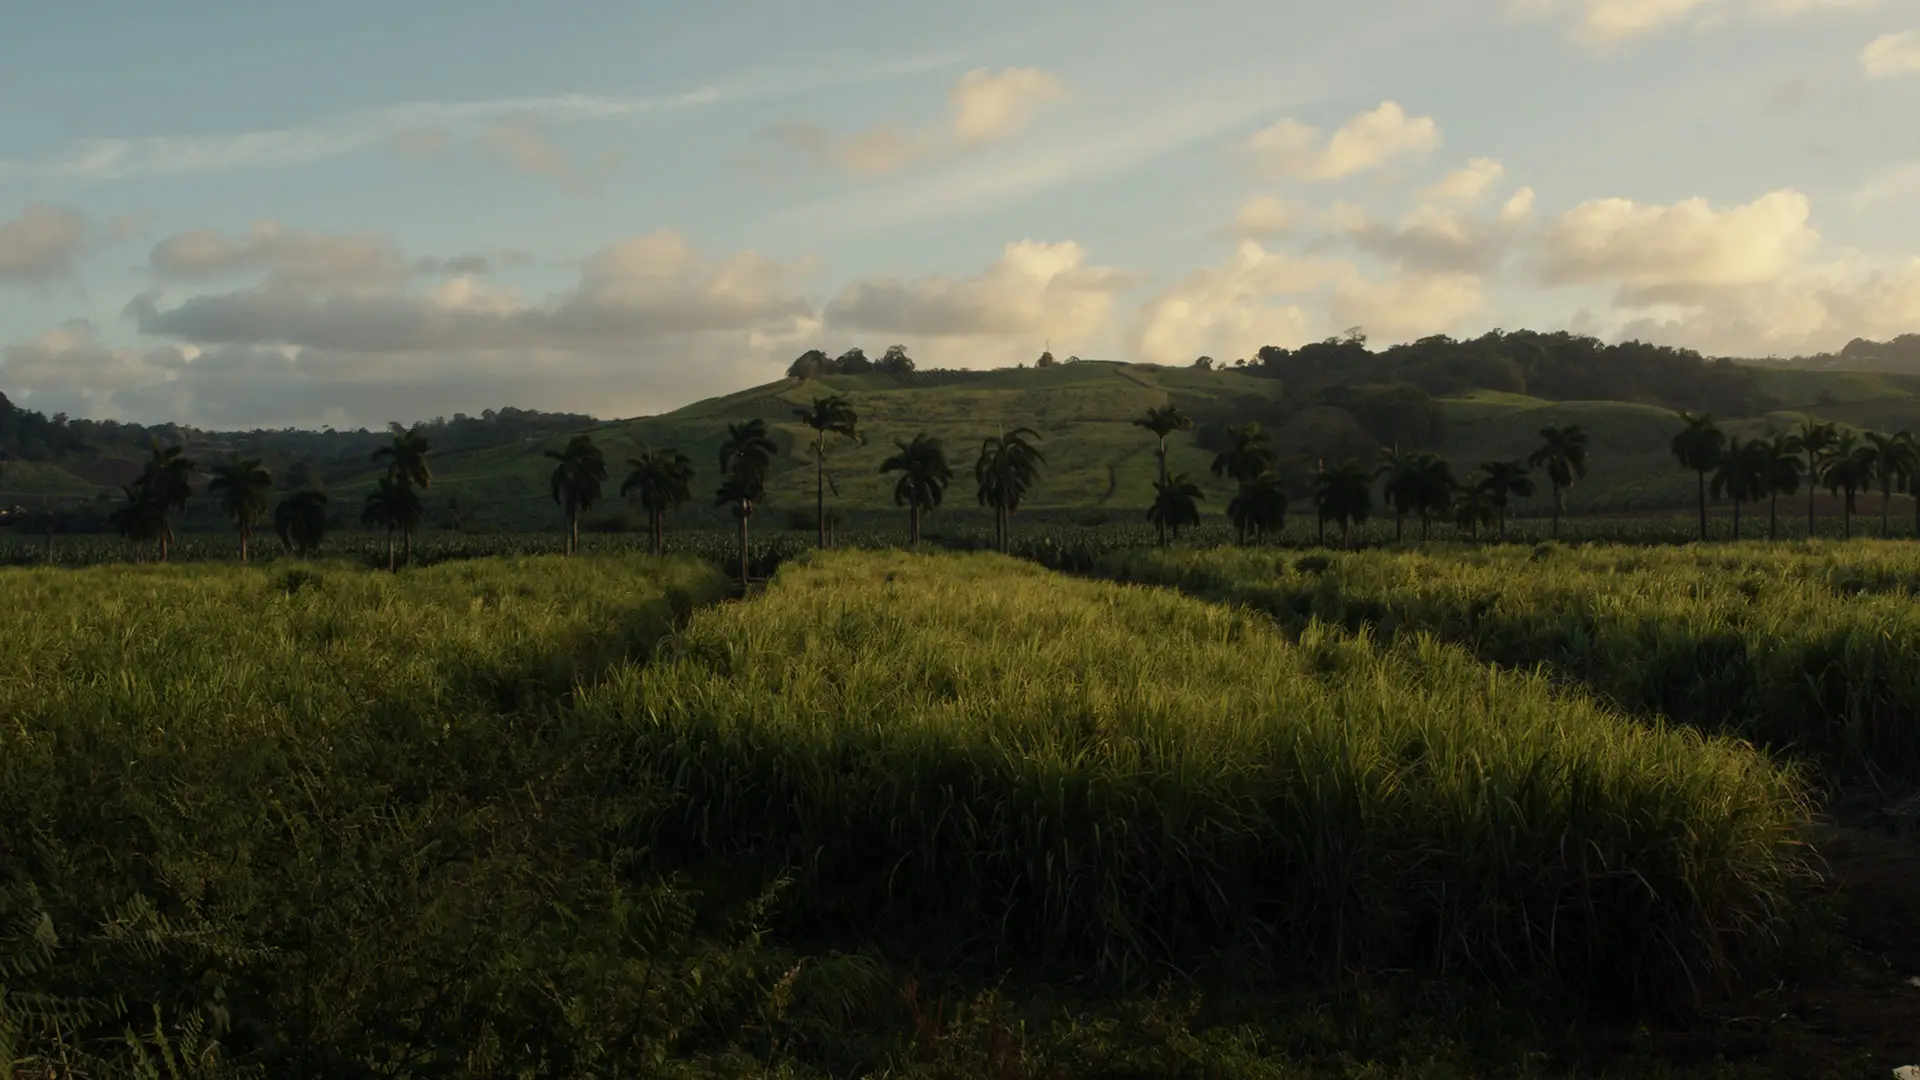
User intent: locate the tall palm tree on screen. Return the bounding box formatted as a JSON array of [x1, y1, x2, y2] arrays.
[[1377, 447, 1415, 542], [1819, 430, 1875, 540], [1312, 459, 1373, 548], [794, 395, 862, 547], [621, 446, 695, 556], [1406, 453, 1456, 541], [1132, 404, 1191, 484], [206, 454, 273, 562], [139, 443, 196, 560], [975, 427, 1045, 553], [1710, 438, 1768, 541], [1477, 460, 1535, 543], [108, 481, 166, 562], [1210, 423, 1274, 484], [879, 434, 952, 546], [274, 489, 330, 556], [1797, 419, 1836, 537], [1147, 472, 1205, 546], [1863, 430, 1916, 538], [546, 434, 608, 556], [361, 475, 423, 571], [1760, 433, 1804, 542], [1670, 412, 1726, 542], [1227, 473, 1287, 545], [1453, 482, 1498, 541], [718, 419, 778, 584], [1527, 425, 1589, 540]]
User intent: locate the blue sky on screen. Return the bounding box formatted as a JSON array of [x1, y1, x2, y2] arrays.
[[1, 0, 1916, 429]]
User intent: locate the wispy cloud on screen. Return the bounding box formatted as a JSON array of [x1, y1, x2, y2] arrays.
[[0, 51, 970, 184], [1850, 158, 1920, 208]]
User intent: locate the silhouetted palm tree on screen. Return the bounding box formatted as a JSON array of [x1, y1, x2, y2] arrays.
[[1312, 459, 1373, 548], [1710, 438, 1768, 541], [718, 419, 778, 583], [1760, 433, 1803, 542], [207, 454, 273, 562], [1671, 412, 1725, 542], [795, 395, 862, 547], [274, 489, 330, 556], [1477, 460, 1535, 542], [361, 475, 423, 571], [1453, 483, 1497, 541], [621, 446, 695, 556], [879, 434, 952, 546], [546, 434, 608, 556], [1405, 453, 1455, 540], [372, 424, 433, 489], [108, 481, 166, 562], [1377, 447, 1414, 542], [1797, 419, 1836, 537], [975, 427, 1045, 553], [1864, 430, 1915, 538], [139, 443, 196, 560], [1147, 472, 1204, 546], [1227, 473, 1287, 545], [1210, 423, 1273, 484], [1132, 404, 1191, 484], [1819, 430, 1875, 540], [1528, 425, 1589, 539]]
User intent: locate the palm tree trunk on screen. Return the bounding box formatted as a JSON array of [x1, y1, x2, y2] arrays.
[[1696, 469, 1708, 542], [1843, 494, 1853, 540], [1157, 518, 1167, 548], [1341, 519, 1352, 549], [1316, 512, 1325, 547], [816, 444, 827, 549], [1769, 492, 1778, 541], [1552, 485, 1563, 539], [737, 506, 750, 584], [1732, 498, 1741, 540], [404, 528, 414, 567], [240, 525, 249, 563], [1808, 452, 1818, 537], [909, 504, 920, 547], [1883, 482, 1893, 538], [386, 529, 395, 571], [1498, 506, 1507, 543], [1420, 511, 1430, 541], [1158, 437, 1168, 485]]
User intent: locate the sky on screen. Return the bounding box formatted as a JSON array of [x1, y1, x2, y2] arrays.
[[1, 0, 1918, 430]]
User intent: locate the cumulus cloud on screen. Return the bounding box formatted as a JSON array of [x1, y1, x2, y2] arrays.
[[1423, 158, 1506, 203], [1511, 0, 1875, 44], [1238, 101, 1439, 182], [823, 240, 1131, 349], [1331, 271, 1486, 342], [767, 67, 1066, 176], [1345, 204, 1524, 274], [149, 221, 411, 292], [0, 205, 88, 285], [1862, 31, 1920, 77], [1227, 195, 1298, 238], [1540, 188, 1817, 302]]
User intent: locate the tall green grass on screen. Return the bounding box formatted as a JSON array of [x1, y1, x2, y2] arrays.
[[0, 555, 756, 1076], [1101, 541, 1920, 781], [587, 550, 1814, 1009]]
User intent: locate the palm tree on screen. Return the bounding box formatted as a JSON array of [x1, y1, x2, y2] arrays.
[[1710, 438, 1769, 541], [139, 443, 196, 560], [1863, 430, 1915, 538], [1210, 423, 1274, 484], [1312, 459, 1373, 548], [1819, 431, 1875, 540], [975, 427, 1045, 553], [879, 434, 952, 546], [1797, 419, 1836, 537], [372, 424, 433, 489], [361, 475, 423, 571], [546, 434, 608, 556], [206, 454, 273, 562], [371, 424, 432, 565], [274, 489, 330, 556], [1453, 483, 1498, 541], [1902, 431, 1920, 541], [1527, 425, 1589, 540], [1147, 472, 1205, 546], [621, 446, 695, 556], [1405, 453, 1456, 540], [1377, 447, 1414, 542], [1227, 473, 1287, 545], [717, 419, 779, 584], [1132, 404, 1191, 484], [1760, 433, 1804, 542], [1671, 412, 1726, 542], [108, 481, 166, 562], [1477, 460, 1535, 542], [795, 395, 862, 547]]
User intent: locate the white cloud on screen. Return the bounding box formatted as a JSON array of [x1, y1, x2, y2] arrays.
[[149, 221, 410, 292], [1331, 271, 1485, 341], [1512, 0, 1876, 43], [0, 204, 87, 285], [1861, 31, 1920, 77], [1540, 188, 1818, 302], [0, 51, 969, 183], [1239, 101, 1440, 182], [1423, 158, 1506, 203], [1345, 203, 1523, 274], [1228, 196, 1298, 238], [824, 240, 1131, 345], [1132, 242, 1351, 364], [767, 67, 1065, 176], [1500, 187, 1537, 222]]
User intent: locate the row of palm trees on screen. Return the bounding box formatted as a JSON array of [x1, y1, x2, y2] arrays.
[[1671, 415, 1920, 541]]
